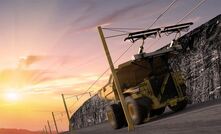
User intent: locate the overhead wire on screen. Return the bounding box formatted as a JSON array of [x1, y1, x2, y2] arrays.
[[77, 42, 135, 100], [103, 27, 143, 30], [102, 26, 141, 39], [105, 33, 128, 39], [39, 37, 137, 117], [64, 92, 92, 100], [177, 0, 207, 24], [101, 28, 131, 33], [68, 42, 135, 113], [145, 0, 178, 29]]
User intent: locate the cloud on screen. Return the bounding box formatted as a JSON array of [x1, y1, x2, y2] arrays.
[[17, 55, 80, 68], [18, 55, 44, 67], [0, 69, 109, 95], [66, 0, 155, 33], [15, 55, 83, 85], [0, 68, 50, 89], [3, 54, 98, 86], [38, 72, 108, 93]]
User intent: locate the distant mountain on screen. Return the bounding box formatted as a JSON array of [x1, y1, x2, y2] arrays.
[[0, 128, 42, 134]]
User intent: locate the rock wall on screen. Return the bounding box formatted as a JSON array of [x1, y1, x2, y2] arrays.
[[71, 14, 221, 129], [70, 95, 108, 129], [169, 14, 221, 103]]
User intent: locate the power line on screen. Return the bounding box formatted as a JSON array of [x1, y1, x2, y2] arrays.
[[177, 0, 207, 24], [64, 92, 92, 100], [78, 42, 135, 100], [101, 28, 131, 33], [54, 111, 66, 116], [103, 27, 144, 30], [146, 0, 178, 29], [67, 42, 135, 113], [68, 42, 139, 114], [105, 33, 128, 39]]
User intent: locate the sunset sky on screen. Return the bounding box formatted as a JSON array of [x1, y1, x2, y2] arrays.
[[0, 0, 221, 132]]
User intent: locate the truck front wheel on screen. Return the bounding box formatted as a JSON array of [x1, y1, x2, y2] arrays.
[[106, 104, 125, 129], [125, 96, 150, 125]]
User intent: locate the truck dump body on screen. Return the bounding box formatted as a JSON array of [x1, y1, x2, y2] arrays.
[[99, 47, 184, 102], [116, 51, 179, 102], [116, 56, 169, 88]]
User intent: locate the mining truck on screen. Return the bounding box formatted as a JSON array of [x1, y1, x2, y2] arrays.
[[98, 22, 193, 129]]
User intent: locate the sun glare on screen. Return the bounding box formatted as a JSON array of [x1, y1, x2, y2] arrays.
[[5, 91, 20, 101]]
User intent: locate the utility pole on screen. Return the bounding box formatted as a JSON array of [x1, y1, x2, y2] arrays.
[[52, 112, 59, 134], [47, 120, 52, 134], [62, 94, 74, 134], [44, 125, 48, 134], [42, 128, 45, 134], [97, 26, 134, 131]]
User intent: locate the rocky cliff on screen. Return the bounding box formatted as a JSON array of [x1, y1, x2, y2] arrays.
[[71, 14, 221, 129], [170, 14, 221, 103], [70, 94, 108, 129]]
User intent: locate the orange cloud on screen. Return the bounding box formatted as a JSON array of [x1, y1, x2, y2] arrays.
[[18, 55, 45, 68]]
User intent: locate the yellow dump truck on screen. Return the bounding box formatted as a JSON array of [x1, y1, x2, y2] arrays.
[[98, 22, 193, 129]]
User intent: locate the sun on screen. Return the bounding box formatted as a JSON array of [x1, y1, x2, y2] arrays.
[[5, 91, 20, 101]]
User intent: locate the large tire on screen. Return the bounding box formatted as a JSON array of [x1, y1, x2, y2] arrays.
[[125, 96, 150, 125], [106, 104, 125, 129], [168, 99, 188, 112]]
